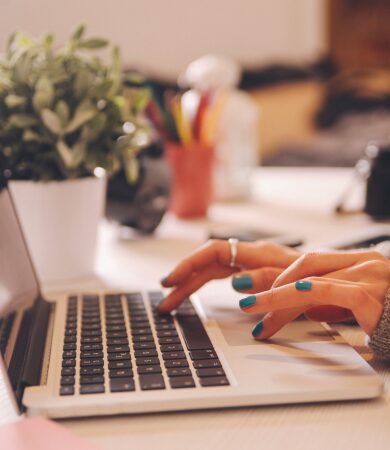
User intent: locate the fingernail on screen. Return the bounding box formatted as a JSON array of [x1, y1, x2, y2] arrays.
[[252, 320, 264, 337], [295, 280, 312, 291], [232, 275, 253, 290], [239, 295, 257, 309]]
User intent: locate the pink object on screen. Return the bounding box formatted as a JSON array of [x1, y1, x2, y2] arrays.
[[165, 142, 214, 218], [1, 417, 98, 450]]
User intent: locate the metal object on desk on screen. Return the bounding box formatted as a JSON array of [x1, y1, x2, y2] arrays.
[[106, 140, 171, 234], [335, 142, 390, 218]]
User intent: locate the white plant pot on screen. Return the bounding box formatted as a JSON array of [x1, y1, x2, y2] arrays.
[[9, 176, 106, 283]]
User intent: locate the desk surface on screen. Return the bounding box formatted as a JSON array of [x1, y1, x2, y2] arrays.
[[46, 168, 390, 450]]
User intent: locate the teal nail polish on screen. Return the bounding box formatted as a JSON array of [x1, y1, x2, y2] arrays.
[[232, 275, 253, 290], [252, 320, 264, 337], [295, 280, 312, 291], [239, 295, 257, 309]]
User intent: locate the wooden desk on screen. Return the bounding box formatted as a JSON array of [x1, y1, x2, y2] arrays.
[[46, 168, 390, 450]]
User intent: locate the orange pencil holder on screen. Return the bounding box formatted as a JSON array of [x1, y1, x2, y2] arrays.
[[165, 141, 214, 218]]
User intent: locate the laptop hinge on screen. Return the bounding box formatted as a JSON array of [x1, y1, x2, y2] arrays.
[[9, 297, 50, 408]]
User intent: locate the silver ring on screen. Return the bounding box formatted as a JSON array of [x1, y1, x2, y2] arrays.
[[228, 237, 239, 268]]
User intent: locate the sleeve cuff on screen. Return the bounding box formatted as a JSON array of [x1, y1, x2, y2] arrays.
[[367, 287, 390, 360]]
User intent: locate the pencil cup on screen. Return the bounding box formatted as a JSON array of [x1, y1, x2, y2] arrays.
[[165, 142, 214, 218]]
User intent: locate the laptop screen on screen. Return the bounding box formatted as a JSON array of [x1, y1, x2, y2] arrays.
[[0, 177, 40, 332]]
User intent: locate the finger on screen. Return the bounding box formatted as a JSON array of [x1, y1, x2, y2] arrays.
[[240, 277, 382, 335], [159, 263, 233, 312], [304, 305, 354, 322], [252, 307, 306, 340], [240, 277, 365, 313], [161, 240, 299, 287], [232, 267, 284, 293], [273, 251, 385, 289]]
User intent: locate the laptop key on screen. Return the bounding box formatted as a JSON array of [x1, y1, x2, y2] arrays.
[[80, 384, 105, 395], [106, 331, 127, 338], [107, 345, 130, 353], [169, 376, 195, 389], [160, 344, 183, 352], [110, 378, 135, 393], [189, 350, 218, 360], [108, 352, 131, 361], [80, 375, 104, 385], [134, 349, 158, 357], [61, 367, 75, 376], [193, 360, 222, 369], [155, 324, 176, 331], [131, 321, 151, 329], [80, 358, 104, 367], [136, 357, 160, 366], [109, 360, 132, 370], [81, 336, 102, 344], [130, 315, 149, 323], [157, 330, 178, 338], [109, 368, 133, 378], [80, 366, 104, 376], [158, 337, 181, 345], [176, 314, 214, 351], [63, 343, 77, 351], [139, 374, 165, 390], [81, 351, 103, 359], [81, 343, 103, 351], [167, 368, 191, 377], [162, 351, 186, 360], [196, 368, 226, 378], [131, 328, 152, 336], [164, 360, 189, 369], [199, 376, 229, 387], [62, 358, 76, 367], [60, 385, 74, 396], [64, 335, 77, 343], [61, 376, 75, 386], [137, 365, 162, 374], [62, 350, 76, 359], [133, 342, 156, 350], [106, 337, 129, 345], [132, 335, 154, 343]]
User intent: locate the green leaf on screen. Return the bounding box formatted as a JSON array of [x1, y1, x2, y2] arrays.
[[56, 140, 73, 167], [74, 69, 90, 97], [79, 38, 108, 49], [5, 94, 26, 108], [42, 33, 54, 50], [65, 107, 95, 134], [8, 114, 38, 128], [71, 24, 85, 43], [123, 148, 140, 183], [33, 77, 54, 111], [41, 109, 62, 134], [55, 100, 70, 126], [22, 129, 41, 141]]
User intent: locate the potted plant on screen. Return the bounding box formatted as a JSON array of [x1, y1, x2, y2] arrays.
[[0, 25, 151, 281]]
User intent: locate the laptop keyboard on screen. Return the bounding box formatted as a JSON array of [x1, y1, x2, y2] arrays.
[[0, 312, 16, 356], [60, 292, 229, 396]]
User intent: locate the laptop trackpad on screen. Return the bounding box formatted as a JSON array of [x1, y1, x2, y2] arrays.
[[203, 304, 336, 346]]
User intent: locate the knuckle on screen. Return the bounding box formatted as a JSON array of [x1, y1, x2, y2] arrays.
[[363, 250, 388, 262]]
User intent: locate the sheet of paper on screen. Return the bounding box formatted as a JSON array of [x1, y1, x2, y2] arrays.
[[0, 417, 99, 450]]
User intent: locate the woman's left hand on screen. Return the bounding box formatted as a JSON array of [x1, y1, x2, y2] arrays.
[[239, 249, 390, 339]]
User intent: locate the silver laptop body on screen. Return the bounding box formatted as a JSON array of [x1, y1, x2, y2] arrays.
[[0, 176, 383, 419]]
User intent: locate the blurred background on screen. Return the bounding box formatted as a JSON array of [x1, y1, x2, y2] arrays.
[[1, 0, 390, 166]]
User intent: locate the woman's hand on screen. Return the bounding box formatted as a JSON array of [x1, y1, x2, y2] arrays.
[[159, 239, 300, 312], [240, 250, 390, 339]]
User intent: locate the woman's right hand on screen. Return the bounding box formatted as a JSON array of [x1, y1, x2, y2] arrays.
[[159, 239, 301, 312]]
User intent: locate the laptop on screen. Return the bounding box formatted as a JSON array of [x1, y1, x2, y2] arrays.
[[0, 175, 383, 419]]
